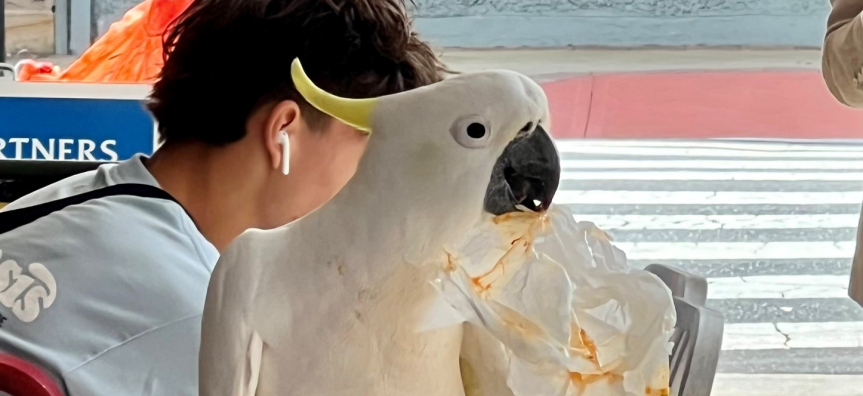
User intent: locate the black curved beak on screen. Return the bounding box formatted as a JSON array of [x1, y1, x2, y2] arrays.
[[483, 125, 561, 215]]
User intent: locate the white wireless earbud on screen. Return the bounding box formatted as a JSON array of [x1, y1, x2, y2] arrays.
[[277, 131, 290, 175]]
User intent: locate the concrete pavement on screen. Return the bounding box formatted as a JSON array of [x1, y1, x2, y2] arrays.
[[558, 139, 863, 395], [712, 374, 863, 396]]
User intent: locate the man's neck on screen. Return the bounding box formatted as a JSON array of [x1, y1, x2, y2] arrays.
[[146, 141, 262, 252]]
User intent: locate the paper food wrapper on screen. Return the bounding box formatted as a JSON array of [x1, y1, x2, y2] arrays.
[[426, 205, 676, 396]]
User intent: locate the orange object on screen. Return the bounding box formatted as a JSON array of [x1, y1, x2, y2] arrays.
[[15, 61, 61, 81], [20, 0, 193, 83]]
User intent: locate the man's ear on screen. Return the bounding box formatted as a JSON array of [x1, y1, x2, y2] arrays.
[[265, 100, 301, 171]]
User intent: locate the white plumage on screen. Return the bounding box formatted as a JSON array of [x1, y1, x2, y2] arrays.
[[198, 59, 554, 396]]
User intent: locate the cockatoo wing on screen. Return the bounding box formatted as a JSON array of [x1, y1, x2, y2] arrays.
[[199, 234, 265, 396], [460, 325, 515, 396]]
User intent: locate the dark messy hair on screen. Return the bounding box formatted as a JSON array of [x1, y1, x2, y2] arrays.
[[147, 0, 445, 145]]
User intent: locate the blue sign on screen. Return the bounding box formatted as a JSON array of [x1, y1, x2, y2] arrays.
[[0, 95, 155, 161]]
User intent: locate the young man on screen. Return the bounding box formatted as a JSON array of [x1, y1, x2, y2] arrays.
[[822, 0, 863, 307], [0, 0, 444, 394]]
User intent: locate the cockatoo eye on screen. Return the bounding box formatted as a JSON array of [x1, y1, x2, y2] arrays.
[[451, 115, 491, 148], [467, 123, 486, 139]]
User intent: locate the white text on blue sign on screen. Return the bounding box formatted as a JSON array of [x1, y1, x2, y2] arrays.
[[0, 138, 119, 161]]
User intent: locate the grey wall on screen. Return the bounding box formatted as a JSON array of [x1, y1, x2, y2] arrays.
[[413, 0, 832, 47], [92, 0, 138, 38], [89, 0, 833, 48]]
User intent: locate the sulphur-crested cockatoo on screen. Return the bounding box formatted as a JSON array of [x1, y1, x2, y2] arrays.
[[198, 59, 560, 396]]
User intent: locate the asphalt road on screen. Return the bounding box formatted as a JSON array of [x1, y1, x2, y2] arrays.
[[555, 138, 863, 396]]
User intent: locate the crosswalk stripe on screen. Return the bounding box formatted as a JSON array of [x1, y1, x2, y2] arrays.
[[611, 228, 857, 244], [552, 139, 863, 377], [706, 297, 863, 324], [573, 214, 861, 230], [561, 159, 863, 170], [561, 171, 863, 181], [626, 258, 852, 278], [706, 275, 850, 300], [555, 190, 863, 205], [559, 140, 863, 152], [719, 347, 863, 375], [555, 145, 863, 158], [712, 374, 863, 396], [722, 322, 863, 351], [614, 241, 855, 261], [563, 179, 863, 193]]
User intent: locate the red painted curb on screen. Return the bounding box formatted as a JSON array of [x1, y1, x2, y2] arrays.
[[540, 70, 863, 139]]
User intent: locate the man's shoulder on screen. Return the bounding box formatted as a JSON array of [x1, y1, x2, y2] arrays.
[[2, 172, 96, 212], [1, 190, 217, 284], [1, 157, 216, 269], [0, 185, 217, 379], [3, 156, 156, 211], [3, 178, 199, 248], [0, 166, 218, 327], [0, 195, 216, 321]]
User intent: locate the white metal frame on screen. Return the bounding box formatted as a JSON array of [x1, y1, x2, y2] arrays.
[[68, 0, 92, 55], [0, 82, 151, 99], [55, 0, 70, 54]]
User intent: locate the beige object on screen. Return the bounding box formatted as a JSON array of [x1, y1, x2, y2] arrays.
[[4, 0, 54, 54], [822, 0, 863, 307], [823, 0, 863, 108]]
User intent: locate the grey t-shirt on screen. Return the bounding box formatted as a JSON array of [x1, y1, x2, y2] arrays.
[[0, 155, 218, 395]]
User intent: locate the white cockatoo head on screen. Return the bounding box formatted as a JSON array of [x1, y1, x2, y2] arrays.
[[291, 59, 560, 258]]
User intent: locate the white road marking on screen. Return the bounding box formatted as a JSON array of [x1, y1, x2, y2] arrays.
[[723, 322, 863, 350], [706, 275, 850, 300], [712, 374, 863, 396], [613, 241, 856, 261], [555, 144, 863, 158], [558, 140, 863, 152], [573, 214, 860, 231], [555, 190, 863, 205], [561, 159, 863, 170], [560, 171, 863, 181]]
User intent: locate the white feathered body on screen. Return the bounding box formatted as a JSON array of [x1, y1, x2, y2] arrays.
[[200, 205, 470, 396], [199, 68, 552, 396]]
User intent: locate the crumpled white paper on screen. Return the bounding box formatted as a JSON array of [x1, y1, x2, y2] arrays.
[[426, 205, 676, 396]]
